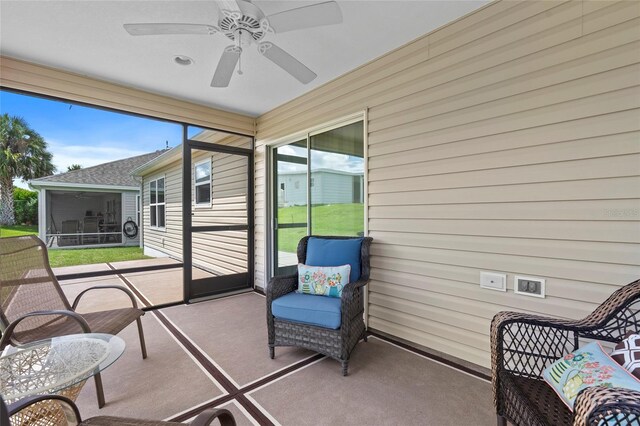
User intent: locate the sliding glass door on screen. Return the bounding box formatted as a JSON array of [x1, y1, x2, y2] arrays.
[[272, 139, 308, 276], [271, 120, 364, 277]]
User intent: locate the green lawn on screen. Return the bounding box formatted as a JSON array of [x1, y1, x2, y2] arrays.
[[0, 224, 38, 237], [1, 224, 149, 267], [277, 203, 364, 253], [48, 247, 150, 268]]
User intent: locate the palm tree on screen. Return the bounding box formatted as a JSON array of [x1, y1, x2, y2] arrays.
[[67, 164, 82, 171], [0, 114, 55, 225]]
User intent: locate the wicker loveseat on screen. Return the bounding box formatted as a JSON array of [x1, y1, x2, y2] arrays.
[[491, 278, 640, 426], [266, 235, 372, 376]]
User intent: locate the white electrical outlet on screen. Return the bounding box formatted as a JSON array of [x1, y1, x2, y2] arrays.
[[514, 275, 545, 298], [480, 272, 507, 292]]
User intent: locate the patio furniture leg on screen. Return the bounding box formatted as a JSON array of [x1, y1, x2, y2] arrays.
[[136, 317, 148, 359], [269, 346, 274, 359], [94, 372, 105, 409], [496, 414, 507, 426], [341, 360, 349, 376]]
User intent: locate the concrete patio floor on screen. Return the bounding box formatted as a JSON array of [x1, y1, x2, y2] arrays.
[[55, 258, 191, 307], [52, 262, 495, 425]]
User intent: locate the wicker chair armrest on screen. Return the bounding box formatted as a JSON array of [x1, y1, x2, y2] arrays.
[[190, 408, 236, 426], [71, 285, 139, 310], [340, 278, 368, 329], [6, 394, 82, 423], [0, 310, 91, 349], [341, 278, 368, 309], [573, 386, 640, 426], [491, 311, 582, 413], [492, 311, 581, 334], [266, 274, 297, 303]]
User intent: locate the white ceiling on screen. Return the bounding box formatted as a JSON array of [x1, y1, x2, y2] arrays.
[[0, 1, 488, 117]]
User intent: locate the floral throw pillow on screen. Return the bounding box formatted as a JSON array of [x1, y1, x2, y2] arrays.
[[542, 341, 640, 411], [297, 264, 350, 298]]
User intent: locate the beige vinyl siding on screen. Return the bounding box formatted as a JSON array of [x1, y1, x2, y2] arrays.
[[0, 57, 254, 135], [255, 0, 640, 368], [142, 136, 251, 275]]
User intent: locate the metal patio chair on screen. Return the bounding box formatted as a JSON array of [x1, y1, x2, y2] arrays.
[[0, 235, 148, 408], [1, 394, 236, 426], [59, 220, 79, 247], [492, 278, 640, 426], [267, 235, 372, 376], [82, 217, 100, 245]]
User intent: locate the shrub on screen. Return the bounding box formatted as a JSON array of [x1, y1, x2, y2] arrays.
[[13, 187, 38, 225]]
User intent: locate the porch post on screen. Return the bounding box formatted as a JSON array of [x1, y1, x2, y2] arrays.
[[182, 127, 192, 303], [38, 188, 46, 243]]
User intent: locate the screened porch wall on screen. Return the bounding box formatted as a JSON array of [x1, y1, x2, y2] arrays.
[[141, 135, 251, 276], [46, 189, 139, 247], [255, 0, 640, 368]]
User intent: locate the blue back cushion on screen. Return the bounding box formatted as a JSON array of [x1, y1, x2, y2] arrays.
[[305, 237, 363, 283]]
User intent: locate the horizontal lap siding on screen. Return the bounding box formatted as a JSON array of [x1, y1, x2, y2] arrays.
[[255, 0, 640, 368], [143, 162, 182, 259], [143, 136, 250, 275], [191, 138, 249, 275]]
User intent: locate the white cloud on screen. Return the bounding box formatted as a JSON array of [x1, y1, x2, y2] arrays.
[[276, 145, 364, 174], [311, 151, 363, 173], [47, 140, 148, 173]]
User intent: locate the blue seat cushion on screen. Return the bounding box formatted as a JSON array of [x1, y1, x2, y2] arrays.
[[306, 237, 363, 283], [272, 293, 342, 329]]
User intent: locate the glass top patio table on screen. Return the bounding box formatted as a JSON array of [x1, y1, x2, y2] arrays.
[[0, 333, 125, 401]]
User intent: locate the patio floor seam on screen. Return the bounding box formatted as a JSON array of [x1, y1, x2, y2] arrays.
[[107, 263, 313, 426], [104, 263, 492, 424]]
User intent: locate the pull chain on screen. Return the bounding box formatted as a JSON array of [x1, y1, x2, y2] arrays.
[[237, 30, 243, 75]]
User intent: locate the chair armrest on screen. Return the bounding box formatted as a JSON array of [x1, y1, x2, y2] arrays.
[[266, 274, 297, 304], [0, 310, 91, 349], [7, 394, 82, 423], [491, 311, 582, 414], [491, 311, 581, 373], [190, 408, 236, 426], [72, 285, 140, 310], [341, 278, 368, 300], [573, 386, 640, 426], [341, 278, 369, 329]]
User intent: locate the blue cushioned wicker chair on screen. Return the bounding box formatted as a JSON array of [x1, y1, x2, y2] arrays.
[[266, 235, 372, 376]]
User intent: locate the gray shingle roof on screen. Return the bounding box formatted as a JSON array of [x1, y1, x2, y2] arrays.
[[31, 150, 167, 188]]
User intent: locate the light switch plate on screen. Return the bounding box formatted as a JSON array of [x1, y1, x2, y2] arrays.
[[480, 272, 507, 292], [514, 275, 546, 298]]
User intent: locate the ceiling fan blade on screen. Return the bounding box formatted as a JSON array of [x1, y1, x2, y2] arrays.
[[211, 46, 242, 88], [258, 42, 317, 84], [266, 1, 342, 33], [123, 23, 218, 36]]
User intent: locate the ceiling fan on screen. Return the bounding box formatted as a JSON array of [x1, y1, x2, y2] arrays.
[[123, 0, 343, 88]]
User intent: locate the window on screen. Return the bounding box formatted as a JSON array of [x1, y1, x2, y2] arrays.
[[149, 177, 165, 228], [135, 194, 141, 225], [272, 120, 364, 276], [194, 159, 211, 206]]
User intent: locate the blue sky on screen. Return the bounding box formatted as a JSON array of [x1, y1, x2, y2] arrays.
[[1, 90, 183, 188]]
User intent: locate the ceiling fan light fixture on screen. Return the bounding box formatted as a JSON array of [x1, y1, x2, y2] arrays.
[[125, 0, 343, 86], [173, 55, 194, 66]]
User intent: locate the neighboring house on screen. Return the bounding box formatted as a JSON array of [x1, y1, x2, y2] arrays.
[[30, 151, 165, 248], [277, 169, 364, 207], [132, 133, 251, 276]]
